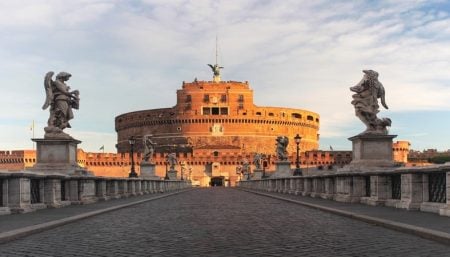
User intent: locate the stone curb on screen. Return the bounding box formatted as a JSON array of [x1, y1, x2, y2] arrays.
[[240, 189, 450, 246], [0, 189, 193, 245]]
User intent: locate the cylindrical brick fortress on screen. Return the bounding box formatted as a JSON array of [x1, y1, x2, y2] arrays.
[[115, 80, 319, 156]]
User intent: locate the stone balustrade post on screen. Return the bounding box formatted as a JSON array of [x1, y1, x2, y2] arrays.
[[294, 177, 303, 195], [323, 177, 335, 199], [268, 179, 273, 192], [399, 173, 423, 210], [67, 179, 80, 203], [141, 180, 148, 194], [363, 175, 389, 206], [128, 180, 136, 196], [334, 176, 364, 203], [107, 180, 119, 199], [303, 178, 312, 196], [283, 179, 289, 194], [0, 178, 10, 215], [118, 180, 128, 197], [135, 180, 142, 195], [78, 179, 97, 204], [44, 178, 63, 208], [311, 178, 320, 198], [95, 180, 107, 201], [289, 178, 295, 194], [7, 177, 32, 213], [440, 171, 450, 216]]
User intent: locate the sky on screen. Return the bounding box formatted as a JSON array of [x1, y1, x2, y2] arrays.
[[0, 0, 450, 153]]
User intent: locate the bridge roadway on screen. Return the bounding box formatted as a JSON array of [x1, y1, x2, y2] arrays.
[[1, 188, 450, 257]]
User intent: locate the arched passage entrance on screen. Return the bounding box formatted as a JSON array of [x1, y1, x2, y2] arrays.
[[210, 176, 224, 186]]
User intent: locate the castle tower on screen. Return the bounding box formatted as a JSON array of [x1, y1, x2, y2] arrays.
[[393, 140, 410, 164]]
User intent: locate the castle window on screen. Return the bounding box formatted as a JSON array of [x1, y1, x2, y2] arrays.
[[213, 151, 219, 157], [268, 112, 274, 116], [238, 94, 244, 102], [220, 107, 228, 115], [238, 103, 244, 109], [211, 107, 220, 115], [203, 94, 210, 102], [316, 118, 319, 122], [203, 107, 211, 115], [186, 95, 191, 102], [307, 115, 314, 121], [256, 112, 261, 116], [221, 94, 227, 102], [292, 113, 301, 119]]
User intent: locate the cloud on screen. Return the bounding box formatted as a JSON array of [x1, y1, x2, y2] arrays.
[[0, 0, 449, 152]]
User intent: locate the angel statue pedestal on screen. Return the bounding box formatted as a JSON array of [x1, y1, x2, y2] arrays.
[[340, 134, 398, 172], [29, 138, 91, 176], [271, 161, 292, 178], [252, 169, 263, 180], [140, 162, 159, 179], [167, 169, 178, 180]]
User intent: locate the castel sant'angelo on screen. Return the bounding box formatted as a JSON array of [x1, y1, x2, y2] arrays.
[[0, 63, 413, 186], [115, 63, 321, 186]]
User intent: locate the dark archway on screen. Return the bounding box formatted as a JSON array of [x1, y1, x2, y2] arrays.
[[210, 176, 224, 187]]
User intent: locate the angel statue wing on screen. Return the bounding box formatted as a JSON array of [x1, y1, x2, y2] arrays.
[[42, 71, 54, 110]]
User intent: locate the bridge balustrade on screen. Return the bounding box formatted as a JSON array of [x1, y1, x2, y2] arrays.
[[0, 171, 190, 215], [237, 164, 450, 216], [0, 179, 3, 207]]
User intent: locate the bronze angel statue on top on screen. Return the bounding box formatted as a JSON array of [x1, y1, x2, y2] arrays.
[[207, 64, 224, 77], [42, 71, 80, 138]]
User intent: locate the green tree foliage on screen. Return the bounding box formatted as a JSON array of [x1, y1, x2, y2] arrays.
[[428, 156, 450, 164]]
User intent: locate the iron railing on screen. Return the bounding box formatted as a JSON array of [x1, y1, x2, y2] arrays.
[[429, 172, 446, 203], [391, 175, 401, 200], [60, 180, 66, 201], [106, 181, 112, 195], [30, 179, 41, 204], [365, 176, 371, 197], [0, 179, 3, 206], [95, 180, 101, 196]]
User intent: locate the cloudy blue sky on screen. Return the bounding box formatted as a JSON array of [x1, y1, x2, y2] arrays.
[[1, 0, 449, 153]]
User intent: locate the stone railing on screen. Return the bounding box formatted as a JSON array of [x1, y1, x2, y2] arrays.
[[238, 164, 450, 216], [0, 171, 191, 215]]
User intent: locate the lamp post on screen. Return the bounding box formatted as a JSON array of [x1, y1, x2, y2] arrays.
[[180, 161, 185, 181], [128, 136, 138, 178], [293, 134, 302, 176], [164, 159, 169, 180], [261, 154, 267, 178]]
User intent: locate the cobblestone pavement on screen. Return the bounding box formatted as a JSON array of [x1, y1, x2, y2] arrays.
[[240, 189, 450, 234], [0, 192, 187, 233], [1, 188, 449, 257]]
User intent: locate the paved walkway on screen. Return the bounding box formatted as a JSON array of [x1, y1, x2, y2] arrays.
[[240, 189, 450, 234], [0, 188, 449, 257]]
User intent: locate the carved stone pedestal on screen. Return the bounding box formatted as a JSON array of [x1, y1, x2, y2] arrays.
[[140, 162, 159, 179], [29, 138, 92, 176], [340, 134, 397, 172], [271, 161, 292, 178], [167, 170, 178, 180], [252, 169, 263, 180]]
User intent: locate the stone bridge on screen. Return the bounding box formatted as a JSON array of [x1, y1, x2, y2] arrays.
[[0, 167, 450, 256]]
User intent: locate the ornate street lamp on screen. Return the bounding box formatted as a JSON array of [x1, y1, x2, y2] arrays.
[[293, 134, 302, 176], [164, 159, 169, 180], [128, 136, 138, 178]]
